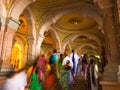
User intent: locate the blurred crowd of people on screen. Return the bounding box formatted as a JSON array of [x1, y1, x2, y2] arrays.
[[1, 49, 99, 90]]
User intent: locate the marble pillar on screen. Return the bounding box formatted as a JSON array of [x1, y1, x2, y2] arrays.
[[26, 35, 36, 68], [0, 17, 19, 75]]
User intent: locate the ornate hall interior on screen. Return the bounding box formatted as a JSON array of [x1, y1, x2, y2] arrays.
[[0, 0, 120, 90]]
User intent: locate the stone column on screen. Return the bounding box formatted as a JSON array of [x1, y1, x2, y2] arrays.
[[96, 0, 120, 89], [99, 0, 120, 82], [35, 34, 44, 57], [0, 16, 19, 75], [26, 35, 36, 68]]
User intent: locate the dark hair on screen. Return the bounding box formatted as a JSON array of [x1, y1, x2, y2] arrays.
[[41, 54, 44, 57], [90, 59, 95, 65], [59, 54, 63, 61], [72, 50, 74, 53], [90, 59, 96, 85], [53, 49, 57, 53], [35, 67, 39, 74], [60, 53, 62, 57], [82, 54, 88, 64]]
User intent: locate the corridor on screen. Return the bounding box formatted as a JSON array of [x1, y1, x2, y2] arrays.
[[1, 0, 120, 90]]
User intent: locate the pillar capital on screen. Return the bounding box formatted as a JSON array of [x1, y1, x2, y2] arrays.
[[0, 16, 20, 30], [97, 0, 113, 9], [7, 17, 20, 30], [27, 35, 36, 44]]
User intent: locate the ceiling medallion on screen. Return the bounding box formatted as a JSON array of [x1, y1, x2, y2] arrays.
[[69, 17, 83, 25]]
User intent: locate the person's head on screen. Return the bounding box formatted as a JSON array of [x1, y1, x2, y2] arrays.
[[72, 50, 74, 53], [59, 53, 63, 59], [41, 54, 44, 57], [82, 54, 88, 64], [35, 67, 39, 74], [90, 59, 95, 65], [64, 50, 71, 57], [33, 60, 37, 67], [60, 53, 62, 57], [53, 49, 57, 53]]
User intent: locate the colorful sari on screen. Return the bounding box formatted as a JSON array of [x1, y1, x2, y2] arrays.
[[56, 60, 62, 78], [27, 66, 36, 84], [30, 73, 42, 90], [49, 54, 58, 65], [44, 72, 55, 90], [37, 56, 46, 82], [59, 69, 72, 90]]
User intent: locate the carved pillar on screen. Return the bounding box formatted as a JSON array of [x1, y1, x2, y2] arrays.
[[99, 0, 120, 82], [35, 34, 44, 56], [26, 35, 36, 67], [0, 16, 19, 74]]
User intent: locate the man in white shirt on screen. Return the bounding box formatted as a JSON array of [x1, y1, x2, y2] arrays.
[[62, 54, 73, 69]]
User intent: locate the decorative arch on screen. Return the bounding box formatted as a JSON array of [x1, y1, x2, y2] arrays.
[[48, 27, 61, 52], [38, 4, 103, 53], [8, 0, 36, 20], [38, 3, 103, 37], [80, 49, 99, 55], [38, 25, 61, 53], [24, 8, 36, 40], [52, 4, 103, 27], [62, 33, 102, 50], [75, 43, 99, 52]]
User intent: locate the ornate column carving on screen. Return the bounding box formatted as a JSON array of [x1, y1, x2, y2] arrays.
[[35, 34, 44, 56], [26, 35, 37, 68]]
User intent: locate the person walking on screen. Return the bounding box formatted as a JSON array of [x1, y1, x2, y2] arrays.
[[30, 67, 42, 90], [59, 50, 73, 90]]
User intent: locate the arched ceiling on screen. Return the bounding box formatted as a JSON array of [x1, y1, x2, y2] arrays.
[[56, 13, 97, 30], [18, 0, 104, 57]]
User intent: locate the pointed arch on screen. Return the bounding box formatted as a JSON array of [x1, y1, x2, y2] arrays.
[[62, 33, 102, 50], [24, 8, 36, 40], [8, 0, 36, 20], [39, 3, 103, 36]]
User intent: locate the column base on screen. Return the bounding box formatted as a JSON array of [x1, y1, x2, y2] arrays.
[[101, 63, 118, 81], [100, 81, 120, 90], [100, 63, 120, 90], [0, 65, 14, 76]]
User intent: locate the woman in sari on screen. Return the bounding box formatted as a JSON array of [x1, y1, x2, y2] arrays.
[[86, 59, 98, 90], [56, 53, 64, 78], [27, 58, 38, 85], [30, 67, 42, 90], [37, 55, 46, 83], [43, 50, 61, 90], [59, 51, 73, 90]]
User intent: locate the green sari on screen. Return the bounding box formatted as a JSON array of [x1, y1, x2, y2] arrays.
[[30, 73, 42, 90]]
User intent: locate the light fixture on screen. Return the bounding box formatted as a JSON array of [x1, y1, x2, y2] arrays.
[[69, 17, 83, 25]]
